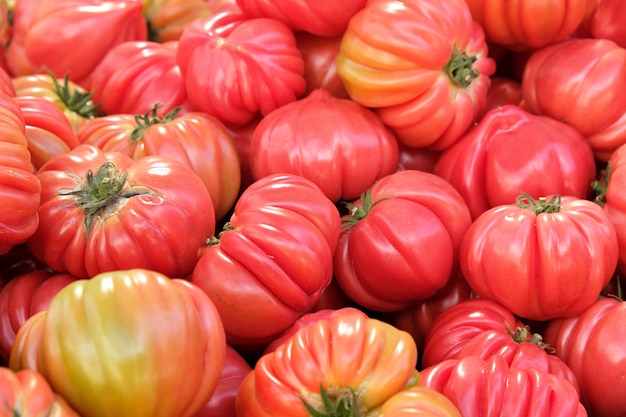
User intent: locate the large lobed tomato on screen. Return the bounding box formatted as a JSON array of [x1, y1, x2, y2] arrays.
[[577, 0, 626, 48], [336, 0, 495, 151], [9, 268, 226, 417], [249, 88, 399, 203], [460, 194, 619, 321], [434, 104, 597, 219], [334, 170, 472, 312], [0, 367, 80, 416], [176, 8, 306, 126], [191, 173, 341, 347], [76, 106, 242, 221], [522, 37, 626, 161], [28, 143, 216, 279]]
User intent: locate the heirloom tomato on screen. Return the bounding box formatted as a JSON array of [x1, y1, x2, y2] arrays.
[[334, 170, 472, 312], [595, 143, 626, 278], [235, 307, 420, 417], [20, 0, 148, 90], [13, 73, 101, 132], [0, 91, 41, 256], [4, 0, 40, 77], [9, 269, 226, 417], [77, 106, 241, 220], [577, 0, 626, 48], [543, 296, 626, 417], [176, 8, 306, 126], [143, 0, 212, 42], [0, 270, 78, 363], [420, 355, 587, 417], [0, 367, 79, 416], [90, 40, 188, 117], [396, 143, 441, 173], [462, 0, 596, 50], [14, 96, 80, 170], [479, 76, 523, 119], [28, 143, 216, 279], [250, 88, 399, 203], [460, 194, 618, 321], [336, 0, 495, 151], [236, 0, 366, 37], [522, 37, 626, 161], [191, 173, 341, 346], [434, 104, 597, 220]]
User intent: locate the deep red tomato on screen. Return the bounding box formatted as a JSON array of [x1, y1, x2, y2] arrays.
[[235, 0, 367, 37], [76, 107, 241, 220], [224, 115, 261, 195], [20, 0, 148, 90], [543, 296, 626, 417], [9, 268, 226, 417], [462, 0, 596, 51], [336, 0, 495, 151], [191, 173, 341, 346], [0, 91, 41, 256], [460, 194, 619, 321], [14, 96, 80, 170], [89, 40, 188, 117], [396, 143, 441, 173], [334, 170, 472, 312], [250, 88, 399, 203], [479, 76, 523, 119], [579, 0, 626, 48], [0, 367, 80, 416], [522, 37, 626, 161], [0, 270, 78, 363], [28, 143, 216, 279], [434, 104, 597, 219], [420, 355, 587, 417], [235, 307, 421, 417], [176, 8, 306, 126], [144, 0, 212, 43]]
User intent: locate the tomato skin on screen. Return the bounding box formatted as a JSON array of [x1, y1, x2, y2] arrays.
[[463, 0, 596, 51], [522, 38, 626, 161], [77, 110, 241, 221], [15, 96, 80, 171], [0, 367, 80, 416], [0, 91, 41, 255], [250, 88, 399, 202], [21, 0, 148, 90], [191, 173, 341, 346], [336, 0, 495, 151], [479, 76, 523, 119], [420, 355, 587, 417], [235, 307, 420, 417], [89, 41, 188, 117], [334, 170, 472, 312], [9, 269, 226, 417], [28, 143, 216, 279], [460, 196, 619, 321], [176, 9, 306, 126], [0, 270, 78, 363], [4, 0, 41, 77], [579, 0, 626, 48], [543, 297, 626, 417], [144, 0, 212, 43], [235, 0, 366, 37], [434, 105, 597, 220]]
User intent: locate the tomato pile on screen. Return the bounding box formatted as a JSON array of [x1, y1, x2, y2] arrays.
[[0, 0, 625, 416]]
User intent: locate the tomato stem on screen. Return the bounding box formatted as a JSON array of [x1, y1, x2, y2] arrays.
[[131, 104, 182, 141], [340, 190, 393, 233], [48, 70, 102, 118], [300, 384, 361, 417], [516, 193, 561, 214], [444, 50, 479, 88]]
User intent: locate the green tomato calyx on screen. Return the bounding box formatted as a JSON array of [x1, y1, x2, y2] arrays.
[[516, 193, 561, 214], [301, 384, 364, 417], [130, 104, 182, 142], [445, 50, 479, 88], [49, 71, 102, 119], [340, 190, 393, 233]]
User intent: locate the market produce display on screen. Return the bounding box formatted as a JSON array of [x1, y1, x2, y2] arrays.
[[0, 0, 625, 416]]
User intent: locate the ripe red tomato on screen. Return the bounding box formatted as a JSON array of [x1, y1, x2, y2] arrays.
[[28, 143, 216, 279], [76, 107, 241, 220], [191, 173, 341, 346], [0, 270, 78, 363], [336, 0, 495, 151], [250, 88, 399, 203], [0, 367, 80, 416], [434, 104, 597, 219], [579, 0, 626, 48], [460, 194, 619, 321], [0, 91, 41, 256], [334, 170, 472, 312], [176, 8, 306, 126], [462, 0, 596, 50], [9, 268, 226, 417], [543, 296, 626, 417], [89, 41, 188, 117], [522, 37, 626, 161], [479, 76, 523, 119], [420, 355, 587, 417]]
